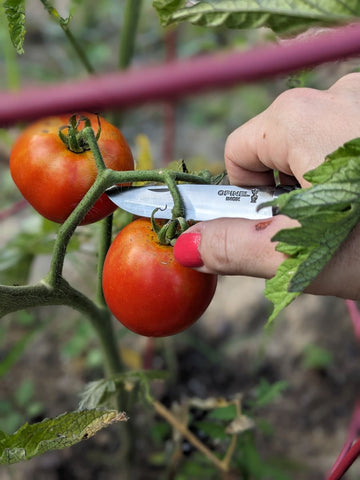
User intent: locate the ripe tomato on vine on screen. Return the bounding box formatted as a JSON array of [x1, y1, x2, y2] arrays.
[[102, 218, 218, 337], [9, 113, 134, 225]]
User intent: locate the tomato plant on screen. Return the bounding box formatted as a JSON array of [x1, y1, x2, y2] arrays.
[[102, 218, 218, 337], [9, 113, 134, 225]]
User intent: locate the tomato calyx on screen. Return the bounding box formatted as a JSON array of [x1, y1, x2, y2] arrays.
[[58, 114, 101, 153], [151, 211, 189, 246]]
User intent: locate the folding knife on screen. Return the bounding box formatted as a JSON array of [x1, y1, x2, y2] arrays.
[[106, 184, 296, 221]]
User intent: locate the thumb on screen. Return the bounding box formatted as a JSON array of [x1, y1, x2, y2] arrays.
[[174, 216, 294, 277]]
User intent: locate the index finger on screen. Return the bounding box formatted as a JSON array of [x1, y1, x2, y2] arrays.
[[225, 115, 275, 186]]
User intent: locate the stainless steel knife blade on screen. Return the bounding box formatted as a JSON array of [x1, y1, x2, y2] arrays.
[[106, 184, 295, 221]]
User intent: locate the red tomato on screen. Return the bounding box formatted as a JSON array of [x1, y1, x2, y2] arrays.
[[9, 113, 134, 225], [102, 218, 218, 337]]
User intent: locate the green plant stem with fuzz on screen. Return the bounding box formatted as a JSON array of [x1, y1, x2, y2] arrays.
[[163, 170, 185, 219], [81, 124, 107, 170], [119, 0, 143, 70], [47, 170, 114, 287], [151, 169, 191, 245]]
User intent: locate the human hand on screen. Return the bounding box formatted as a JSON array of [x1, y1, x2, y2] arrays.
[[174, 73, 360, 299]]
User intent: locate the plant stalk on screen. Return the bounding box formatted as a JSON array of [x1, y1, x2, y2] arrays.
[[47, 173, 111, 286], [118, 0, 142, 70]]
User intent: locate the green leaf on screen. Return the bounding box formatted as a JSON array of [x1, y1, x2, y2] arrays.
[[78, 379, 115, 410], [251, 379, 288, 409], [208, 404, 237, 421], [0, 409, 127, 465], [78, 370, 168, 410], [153, 0, 360, 33], [265, 138, 360, 322], [3, 0, 26, 54]]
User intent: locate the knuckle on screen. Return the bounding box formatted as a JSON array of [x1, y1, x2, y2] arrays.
[[271, 87, 319, 115]]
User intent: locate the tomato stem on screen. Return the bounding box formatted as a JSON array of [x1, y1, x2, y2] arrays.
[[82, 122, 107, 171], [58, 114, 102, 155], [47, 171, 113, 285], [150, 169, 190, 245]]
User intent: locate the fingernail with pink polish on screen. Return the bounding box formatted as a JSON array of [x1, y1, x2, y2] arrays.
[[174, 232, 203, 268]]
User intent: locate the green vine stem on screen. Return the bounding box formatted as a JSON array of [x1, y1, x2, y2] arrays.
[[81, 123, 106, 170], [47, 170, 113, 287], [118, 0, 143, 70], [162, 170, 185, 218]]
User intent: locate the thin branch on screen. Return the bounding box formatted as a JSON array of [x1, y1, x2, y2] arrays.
[[41, 0, 95, 74], [47, 173, 111, 286], [0, 277, 101, 319], [153, 400, 228, 472]]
